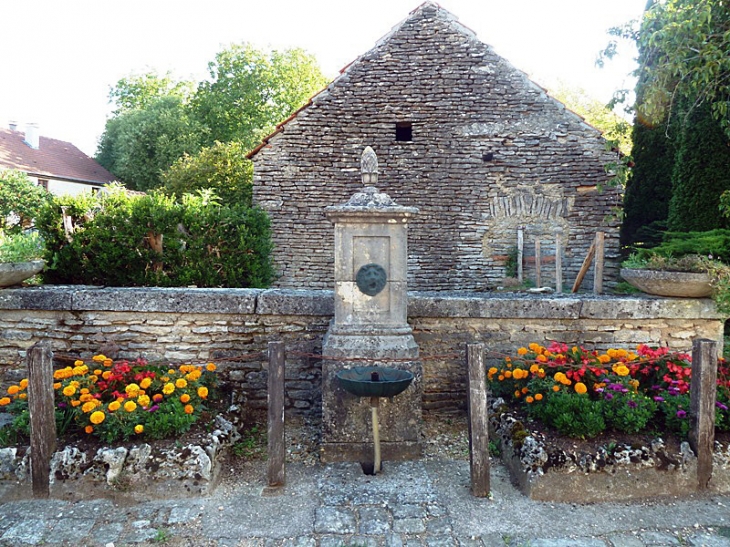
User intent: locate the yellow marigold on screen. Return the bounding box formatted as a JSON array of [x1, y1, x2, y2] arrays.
[[607, 348, 617, 358], [526, 396, 534, 403], [94, 369, 102, 376], [70, 381, 80, 388], [0, 397, 10, 406], [554, 372, 566, 383], [488, 367, 498, 375], [534, 393, 543, 401], [529, 364, 539, 374], [108, 401, 121, 412], [628, 352, 638, 361], [175, 378, 187, 389], [92, 354, 106, 362], [79, 393, 93, 403], [62, 385, 76, 397], [616, 349, 628, 358], [206, 363, 217, 372], [7, 385, 19, 395], [137, 395, 150, 407], [80, 388, 89, 394], [517, 347, 528, 356], [125, 384, 140, 397], [70, 399, 81, 407], [574, 382, 588, 394], [613, 364, 630, 377], [140, 378, 152, 389], [85, 425, 94, 434], [124, 401, 137, 413], [74, 360, 84, 366], [629, 379, 640, 388], [102, 371, 112, 380], [163, 383, 175, 395], [103, 359, 112, 367], [18, 393, 26, 400], [90, 411, 105, 424], [53, 369, 66, 380], [82, 401, 98, 413], [53, 382, 61, 390], [134, 425, 144, 434], [504, 370, 513, 379], [536, 355, 547, 363], [512, 368, 524, 380], [161, 376, 170, 383], [180, 394, 191, 404], [19, 379, 27, 389], [552, 385, 561, 392], [197, 386, 208, 399], [529, 343, 540, 352], [186, 370, 202, 381], [184, 404, 194, 414], [168, 369, 176, 375], [72, 365, 88, 375], [598, 354, 611, 364]]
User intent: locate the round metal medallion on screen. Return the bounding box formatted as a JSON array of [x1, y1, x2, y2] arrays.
[[355, 263, 387, 296]]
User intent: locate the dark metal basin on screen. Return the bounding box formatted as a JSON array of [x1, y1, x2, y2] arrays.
[[336, 366, 414, 398]]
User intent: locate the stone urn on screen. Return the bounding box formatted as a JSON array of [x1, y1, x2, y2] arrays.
[[620, 268, 713, 298], [0, 260, 44, 288]]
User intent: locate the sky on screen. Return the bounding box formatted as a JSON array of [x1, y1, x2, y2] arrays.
[[0, 0, 647, 157]]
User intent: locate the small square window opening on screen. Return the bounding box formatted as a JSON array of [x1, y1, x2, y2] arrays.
[[395, 122, 412, 142]]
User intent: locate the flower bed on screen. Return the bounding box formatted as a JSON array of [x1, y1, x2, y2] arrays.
[[487, 343, 730, 501], [0, 356, 241, 500]]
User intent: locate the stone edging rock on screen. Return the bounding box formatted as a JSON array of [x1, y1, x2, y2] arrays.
[[0, 415, 240, 501], [488, 399, 730, 502]]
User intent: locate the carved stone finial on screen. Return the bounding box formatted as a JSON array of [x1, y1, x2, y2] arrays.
[[361, 146, 378, 185]]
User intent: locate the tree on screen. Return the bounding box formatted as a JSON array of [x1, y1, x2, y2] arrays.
[[548, 84, 632, 155], [96, 96, 204, 191], [108, 71, 194, 115], [603, 0, 730, 137], [192, 44, 328, 151], [161, 141, 253, 205], [0, 169, 50, 233]]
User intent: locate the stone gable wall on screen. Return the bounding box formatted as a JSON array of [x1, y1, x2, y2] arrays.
[[252, 3, 622, 292], [0, 287, 721, 416]]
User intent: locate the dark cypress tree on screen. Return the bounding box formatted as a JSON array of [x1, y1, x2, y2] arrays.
[[667, 102, 730, 231]]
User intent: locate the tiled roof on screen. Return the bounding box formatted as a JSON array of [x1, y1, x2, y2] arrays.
[[0, 127, 115, 185]]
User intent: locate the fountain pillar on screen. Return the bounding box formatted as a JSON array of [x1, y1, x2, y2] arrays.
[[321, 146, 422, 462]]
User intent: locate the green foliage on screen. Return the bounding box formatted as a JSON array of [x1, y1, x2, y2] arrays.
[[0, 231, 44, 263], [109, 71, 194, 115], [192, 44, 328, 152], [161, 141, 254, 205], [659, 393, 691, 437], [231, 425, 266, 458], [527, 392, 606, 439], [668, 102, 730, 232], [0, 170, 51, 234], [36, 186, 274, 288], [601, 390, 657, 434], [641, 229, 730, 261], [96, 96, 204, 191]]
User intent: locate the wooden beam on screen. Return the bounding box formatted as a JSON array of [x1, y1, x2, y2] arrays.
[[689, 338, 717, 490], [593, 232, 605, 295], [534, 239, 542, 288], [571, 240, 596, 293], [267, 340, 286, 487], [467, 343, 490, 497], [27, 341, 56, 498]]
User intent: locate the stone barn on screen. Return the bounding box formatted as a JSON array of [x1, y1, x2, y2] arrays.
[[249, 1, 622, 292]]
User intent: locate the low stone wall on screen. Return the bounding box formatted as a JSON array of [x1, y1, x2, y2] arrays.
[[0, 287, 723, 415]]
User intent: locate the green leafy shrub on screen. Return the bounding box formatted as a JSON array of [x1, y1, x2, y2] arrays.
[[601, 389, 657, 434], [36, 186, 274, 287], [527, 391, 606, 439], [0, 231, 44, 263], [0, 170, 51, 234]]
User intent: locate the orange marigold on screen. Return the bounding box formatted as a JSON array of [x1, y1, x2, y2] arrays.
[[552, 385, 561, 392], [574, 382, 588, 394], [197, 386, 208, 399], [108, 401, 121, 412], [0, 397, 10, 406], [19, 379, 27, 389], [85, 425, 94, 434], [206, 363, 217, 372], [124, 401, 137, 413], [184, 404, 194, 414], [180, 394, 191, 404], [140, 378, 152, 389], [517, 347, 528, 356], [526, 396, 534, 403], [534, 393, 543, 401], [134, 425, 144, 434], [7, 385, 19, 395], [175, 378, 188, 389]]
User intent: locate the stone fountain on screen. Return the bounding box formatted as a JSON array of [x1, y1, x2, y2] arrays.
[[321, 147, 422, 464]]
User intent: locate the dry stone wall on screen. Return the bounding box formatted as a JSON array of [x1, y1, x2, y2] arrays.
[[0, 287, 722, 416], [251, 2, 622, 292]]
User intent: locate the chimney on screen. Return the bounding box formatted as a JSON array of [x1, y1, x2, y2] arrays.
[[24, 123, 39, 150], [8, 121, 18, 132]]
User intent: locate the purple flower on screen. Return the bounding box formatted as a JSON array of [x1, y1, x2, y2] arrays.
[[605, 393, 614, 401], [147, 405, 159, 413], [653, 396, 664, 402], [627, 400, 637, 408], [620, 388, 629, 393], [676, 410, 687, 418], [595, 388, 604, 393], [57, 403, 67, 409], [717, 402, 729, 411]]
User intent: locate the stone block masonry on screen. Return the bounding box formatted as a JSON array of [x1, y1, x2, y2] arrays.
[[0, 287, 723, 416], [250, 2, 622, 292]]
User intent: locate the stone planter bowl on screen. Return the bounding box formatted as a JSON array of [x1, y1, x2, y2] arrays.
[[620, 268, 713, 298], [0, 261, 45, 288]]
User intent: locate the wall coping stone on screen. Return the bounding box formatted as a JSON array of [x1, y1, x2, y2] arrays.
[[0, 286, 722, 320]]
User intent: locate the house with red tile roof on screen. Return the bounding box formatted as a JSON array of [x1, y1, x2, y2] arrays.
[[0, 123, 115, 196]]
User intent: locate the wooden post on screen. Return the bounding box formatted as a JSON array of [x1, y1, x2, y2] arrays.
[[517, 227, 524, 283], [571, 240, 596, 293], [27, 341, 56, 498], [267, 340, 286, 487], [467, 343, 490, 497], [534, 239, 542, 288], [555, 229, 563, 294], [593, 232, 605, 295], [689, 338, 717, 490]]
